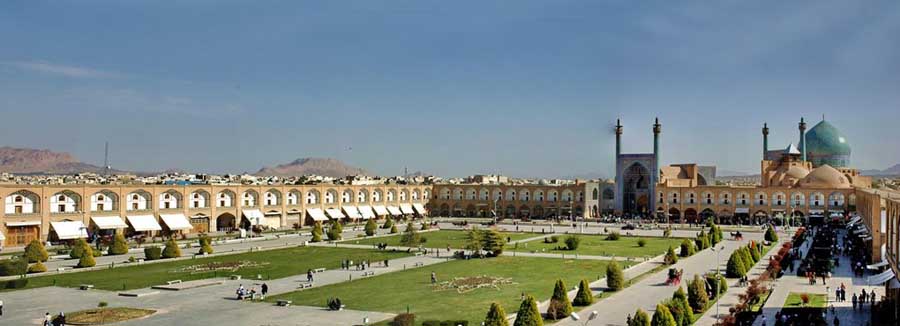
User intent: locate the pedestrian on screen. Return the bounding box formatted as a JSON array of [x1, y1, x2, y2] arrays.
[[44, 312, 52, 326], [833, 316, 840, 326], [852, 293, 857, 310], [761, 315, 766, 326], [862, 289, 868, 304], [0, 299, 3, 317], [57, 312, 66, 326], [870, 291, 876, 304], [261, 283, 268, 298], [431, 271, 437, 284]]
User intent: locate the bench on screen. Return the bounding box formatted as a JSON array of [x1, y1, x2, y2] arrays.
[[298, 283, 314, 289], [414, 262, 424, 267], [362, 271, 375, 277], [277, 300, 292, 307], [166, 280, 183, 285], [413, 252, 424, 257], [79, 284, 94, 290], [312, 267, 326, 273], [230, 275, 242, 280]]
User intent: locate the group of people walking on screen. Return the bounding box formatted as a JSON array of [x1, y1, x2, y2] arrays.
[[235, 283, 268, 301]]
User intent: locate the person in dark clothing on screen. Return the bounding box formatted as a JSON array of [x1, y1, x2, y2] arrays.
[[307, 270, 314, 283], [261, 283, 268, 297]]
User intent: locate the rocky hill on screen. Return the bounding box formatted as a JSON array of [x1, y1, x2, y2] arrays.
[[862, 164, 900, 176], [0, 146, 120, 174], [255, 158, 368, 178]]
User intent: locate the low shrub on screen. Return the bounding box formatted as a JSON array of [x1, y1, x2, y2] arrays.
[[564, 235, 581, 250], [78, 247, 97, 268], [0, 258, 28, 276], [162, 238, 182, 259], [392, 313, 416, 326], [108, 233, 129, 255], [544, 235, 560, 244], [24, 239, 49, 263], [1, 278, 28, 289], [144, 246, 162, 260], [27, 261, 47, 274], [606, 231, 621, 241], [637, 239, 647, 247]]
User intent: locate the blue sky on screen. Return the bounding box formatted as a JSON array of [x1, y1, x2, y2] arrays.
[[1, 1, 899, 178]]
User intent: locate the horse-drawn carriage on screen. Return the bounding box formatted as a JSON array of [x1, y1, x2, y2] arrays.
[[730, 231, 743, 240], [666, 268, 683, 286]]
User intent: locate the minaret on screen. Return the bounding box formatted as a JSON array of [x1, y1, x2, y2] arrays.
[[799, 118, 807, 162], [762, 123, 769, 160], [651, 118, 661, 213], [614, 119, 623, 213]]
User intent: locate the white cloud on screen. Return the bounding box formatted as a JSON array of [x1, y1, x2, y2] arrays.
[[2, 60, 121, 78]]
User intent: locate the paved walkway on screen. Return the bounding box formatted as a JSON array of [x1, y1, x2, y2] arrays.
[[750, 229, 883, 326], [550, 231, 765, 326], [0, 253, 445, 326]]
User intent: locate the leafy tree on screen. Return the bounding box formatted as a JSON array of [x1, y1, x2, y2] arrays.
[[687, 274, 709, 313], [364, 218, 377, 236], [70, 238, 89, 259], [382, 217, 394, 229], [400, 222, 423, 247], [311, 222, 324, 242], [465, 228, 484, 255], [108, 233, 129, 255], [198, 234, 213, 255], [78, 245, 97, 268], [672, 287, 694, 325], [679, 239, 695, 257], [483, 302, 510, 326], [482, 229, 507, 256], [546, 279, 573, 320], [512, 295, 543, 326], [327, 221, 344, 241], [664, 246, 678, 265], [162, 238, 182, 259], [24, 239, 49, 263], [27, 261, 48, 274], [726, 251, 747, 278], [629, 309, 651, 326], [606, 259, 625, 291], [764, 225, 778, 242], [651, 304, 677, 326], [573, 279, 594, 306], [564, 235, 581, 250]]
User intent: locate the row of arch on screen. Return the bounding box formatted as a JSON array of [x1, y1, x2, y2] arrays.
[[664, 207, 818, 225], [434, 203, 596, 219], [4, 187, 430, 215], [435, 187, 614, 203], [658, 190, 854, 208]]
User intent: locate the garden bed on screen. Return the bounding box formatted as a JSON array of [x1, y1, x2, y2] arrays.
[[66, 307, 155, 325]]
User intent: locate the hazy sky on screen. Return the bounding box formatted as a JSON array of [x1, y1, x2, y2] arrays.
[[1, 1, 899, 178]]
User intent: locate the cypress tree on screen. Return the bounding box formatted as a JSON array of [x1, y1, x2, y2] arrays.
[[748, 242, 761, 262], [739, 247, 753, 270], [629, 309, 651, 326], [664, 246, 678, 265], [606, 259, 625, 291], [390, 224, 398, 234], [718, 275, 728, 295], [482, 229, 507, 256], [512, 295, 543, 326], [108, 233, 129, 255], [78, 245, 97, 268], [162, 238, 182, 258], [726, 251, 747, 278], [28, 261, 48, 273], [70, 238, 88, 259], [24, 239, 49, 263], [679, 239, 695, 257], [764, 225, 778, 242], [573, 279, 594, 306], [651, 304, 677, 326], [663, 299, 686, 326], [198, 234, 214, 254], [687, 274, 709, 313], [546, 279, 573, 320], [695, 230, 709, 250], [311, 222, 324, 242], [672, 286, 694, 325], [364, 218, 377, 236], [382, 217, 394, 229], [327, 220, 343, 241], [484, 302, 510, 326]]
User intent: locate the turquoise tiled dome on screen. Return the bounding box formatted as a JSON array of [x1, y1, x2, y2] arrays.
[[804, 120, 851, 167]]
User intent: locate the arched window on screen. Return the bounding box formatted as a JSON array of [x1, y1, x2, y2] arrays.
[[592, 188, 599, 200]]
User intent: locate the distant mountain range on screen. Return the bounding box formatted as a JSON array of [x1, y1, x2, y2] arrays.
[[255, 157, 368, 178], [861, 164, 900, 176], [0, 146, 128, 175]]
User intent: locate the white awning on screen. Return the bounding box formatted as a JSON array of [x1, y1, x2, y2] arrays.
[[357, 205, 376, 219], [305, 208, 327, 221], [160, 213, 193, 231], [400, 204, 415, 215], [242, 209, 265, 225], [5, 220, 41, 227], [387, 206, 403, 216], [325, 208, 345, 219], [342, 206, 361, 219], [867, 269, 896, 285], [413, 203, 427, 216], [735, 208, 750, 214], [50, 221, 89, 240], [127, 215, 163, 232], [867, 260, 890, 270], [91, 216, 128, 230], [373, 205, 389, 216]]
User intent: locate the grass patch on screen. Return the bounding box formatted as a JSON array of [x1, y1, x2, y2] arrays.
[[344, 230, 536, 249], [508, 235, 685, 258], [269, 256, 632, 325], [7, 247, 409, 292], [785, 292, 827, 308], [66, 307, 155, 324]]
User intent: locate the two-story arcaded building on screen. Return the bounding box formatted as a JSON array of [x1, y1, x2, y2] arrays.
[[427, 180, 615, 220], [0, 183, 431, 247]]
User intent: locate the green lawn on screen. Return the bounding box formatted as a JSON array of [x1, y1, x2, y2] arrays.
[[342, 230, 537, 249], [785, 292, 827, 308], [8, 247, 409, 292], [507, 235, 686, 258], [268, 256, 632, 325]]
